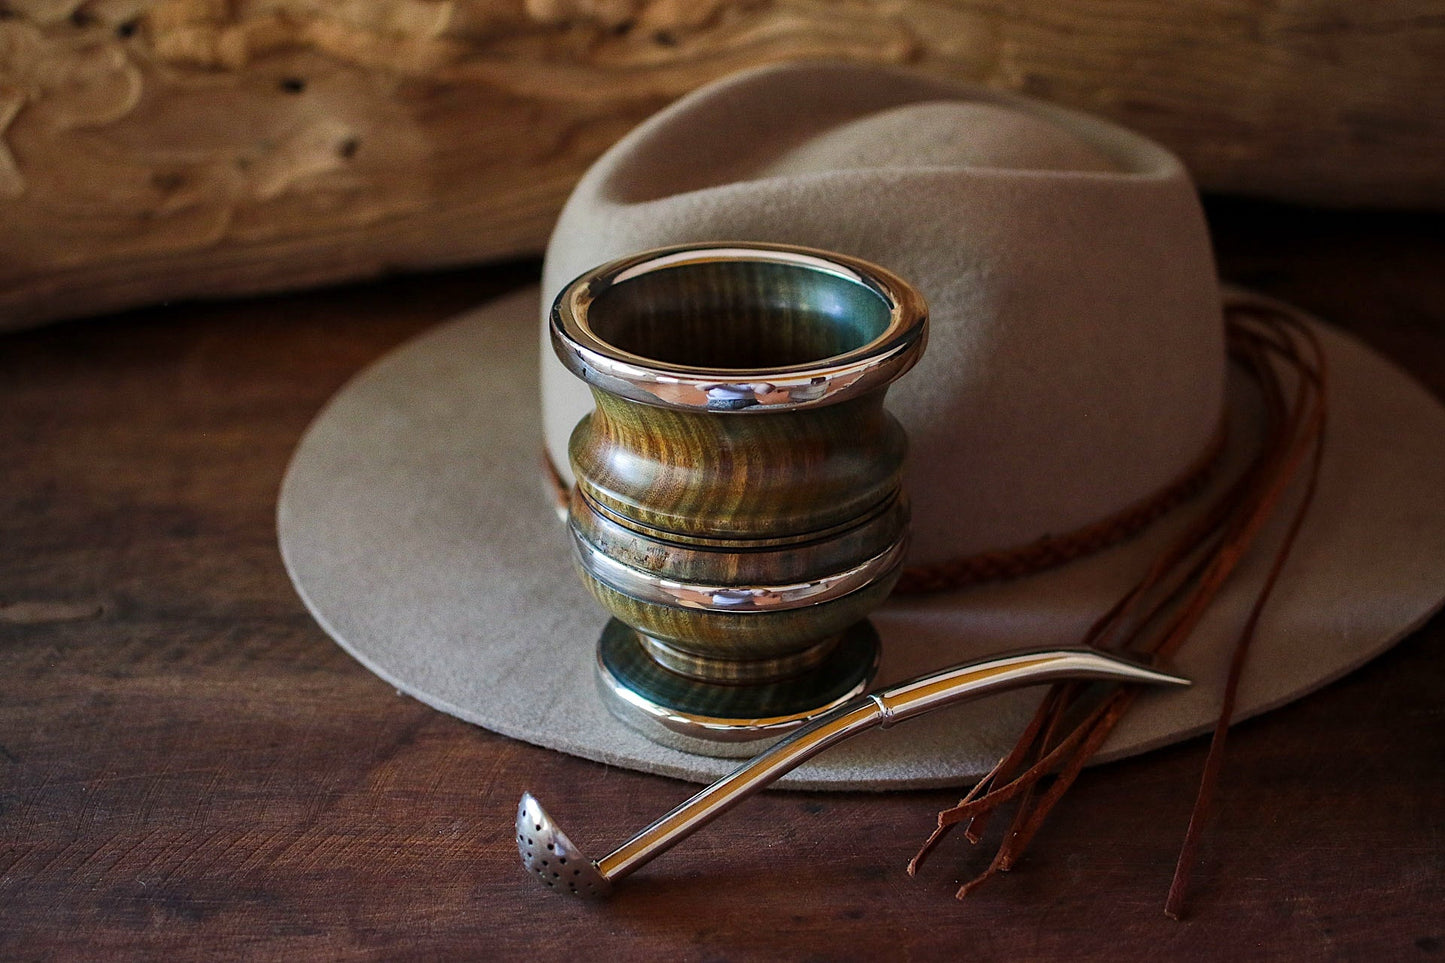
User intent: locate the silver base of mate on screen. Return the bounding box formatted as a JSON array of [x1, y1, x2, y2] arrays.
[[593, 618, 881, 757]]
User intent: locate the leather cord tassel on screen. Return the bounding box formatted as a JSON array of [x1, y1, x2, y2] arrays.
[[909, 303, 1328, 918]]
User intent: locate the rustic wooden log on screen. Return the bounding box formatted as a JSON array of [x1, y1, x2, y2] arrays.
[[1, 0, 1442, 329]]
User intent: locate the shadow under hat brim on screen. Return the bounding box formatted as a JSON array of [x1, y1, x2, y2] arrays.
[[277, 286, 1445, 790]]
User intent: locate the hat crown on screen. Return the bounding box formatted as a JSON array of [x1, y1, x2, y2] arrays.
[[542, 61, 1225, 565]]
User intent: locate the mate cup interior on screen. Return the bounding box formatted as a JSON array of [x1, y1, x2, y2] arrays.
[[582, 253, 897, 369]]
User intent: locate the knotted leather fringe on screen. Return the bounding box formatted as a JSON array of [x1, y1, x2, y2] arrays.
[[906, 301, 1327, 919]]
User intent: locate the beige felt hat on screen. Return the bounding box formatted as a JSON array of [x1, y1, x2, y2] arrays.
[[278, 61, 1445, 789]]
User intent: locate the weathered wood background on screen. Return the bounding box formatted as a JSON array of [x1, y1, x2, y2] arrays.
[[2, 0, 1442, 329]]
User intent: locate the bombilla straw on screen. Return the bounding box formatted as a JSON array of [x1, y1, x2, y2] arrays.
[[517, 647, 1189, 898]]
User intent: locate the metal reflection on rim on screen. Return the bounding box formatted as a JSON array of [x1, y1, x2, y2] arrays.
[[550, 243, 929, 412]]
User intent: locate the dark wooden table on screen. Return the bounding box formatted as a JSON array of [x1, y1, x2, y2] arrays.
[[3, 200, 1442, 961]]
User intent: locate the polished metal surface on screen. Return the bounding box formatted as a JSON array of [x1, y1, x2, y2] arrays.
[[516, 792, 611, 898], [595, 619, 881, 757], [570, 524, 909, 614], [551, 243, 929, 413], [518, 647, 1190, 897]]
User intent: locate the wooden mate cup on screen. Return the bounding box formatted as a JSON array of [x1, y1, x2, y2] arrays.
[[550, 244, 928, 755]]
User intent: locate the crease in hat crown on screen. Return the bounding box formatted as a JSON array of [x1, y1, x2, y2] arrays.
[[550, 243, 929, 413], [540, 60, 1225, 569]]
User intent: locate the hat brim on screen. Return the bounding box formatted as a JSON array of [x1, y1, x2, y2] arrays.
[[278, 285, 1445, 790]]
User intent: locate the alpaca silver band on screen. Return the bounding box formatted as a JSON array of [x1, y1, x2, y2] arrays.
[[551, 244, 928, 412], [569, 526, 908, 614]]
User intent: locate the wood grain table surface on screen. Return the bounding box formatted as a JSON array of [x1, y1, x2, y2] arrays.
[[2, 199, 1442, 961]]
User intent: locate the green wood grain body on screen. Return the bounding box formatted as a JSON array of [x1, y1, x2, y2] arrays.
[[571, 390, 907, 539], [568, 392, 909, 675]]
